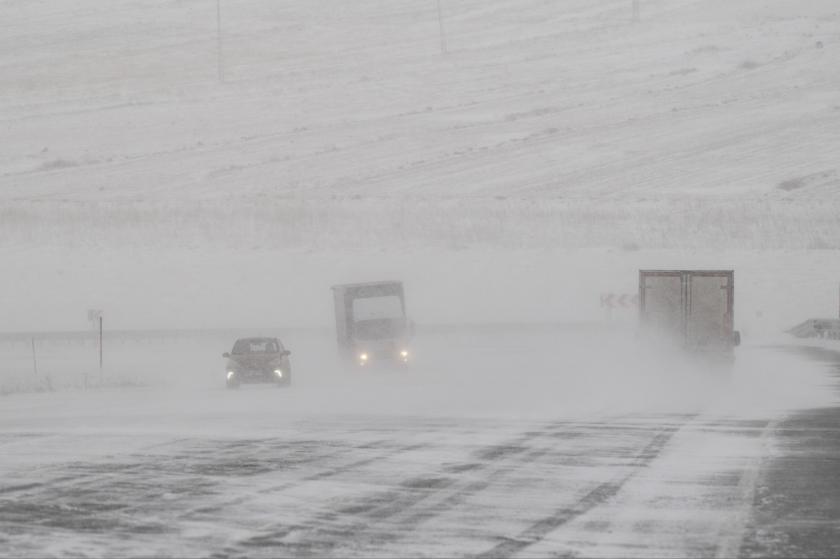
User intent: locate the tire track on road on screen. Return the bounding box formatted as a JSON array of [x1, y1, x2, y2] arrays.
[[231, 419, 588, 555], [0, 436, 395, 536], [475, 420, 689, 559], [233, 415, 680, 556], [183, 439, 427, 518]]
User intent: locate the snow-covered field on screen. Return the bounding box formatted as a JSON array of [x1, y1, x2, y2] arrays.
[[1, 0, 839, 250], [2, 0, 838, 333], [1, 0, 838, 334]]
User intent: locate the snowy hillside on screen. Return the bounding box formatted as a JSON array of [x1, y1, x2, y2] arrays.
[[2, 1, 839, 214], [1, 0, 839, 332]]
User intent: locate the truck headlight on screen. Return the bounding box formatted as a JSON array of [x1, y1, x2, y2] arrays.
[[400, 350, 409, 358], [226, 371, 235, 380], [274, 369, 284, 378]]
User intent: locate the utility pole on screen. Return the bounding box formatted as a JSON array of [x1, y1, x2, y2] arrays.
[[99, 315, 103, 383], [216, 0, 224, 82], [436, 0, 447, 54], [31, 338, 38, 376], [87, 308, 103, 389], [632, 0, 640, 22]]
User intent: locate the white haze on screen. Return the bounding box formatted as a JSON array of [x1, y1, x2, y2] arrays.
[[1, 0, 839, 406], [3, 4, 840, 557], [1, 0, 839, 500]]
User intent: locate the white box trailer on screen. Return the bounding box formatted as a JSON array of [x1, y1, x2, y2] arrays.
[[639, 270, 740, 354]]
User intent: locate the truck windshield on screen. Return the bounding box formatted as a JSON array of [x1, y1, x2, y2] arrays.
[[352, 295, 404, 320], [352, 318, 406, 341]]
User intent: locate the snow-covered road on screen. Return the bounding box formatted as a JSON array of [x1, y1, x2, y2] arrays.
[[1, 329, 837, 557]]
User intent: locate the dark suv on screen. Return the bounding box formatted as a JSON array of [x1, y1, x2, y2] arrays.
[[223, 337, 292, 389]]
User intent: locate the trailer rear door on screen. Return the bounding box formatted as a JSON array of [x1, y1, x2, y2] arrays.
[[639, 271, 684, 344], [686, 272, 734, 350]]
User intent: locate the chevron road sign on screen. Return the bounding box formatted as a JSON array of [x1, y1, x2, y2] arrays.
[[600, 293, 639, 309]]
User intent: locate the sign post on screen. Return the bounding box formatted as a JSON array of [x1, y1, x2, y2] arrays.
[[87, 309, 103, 388], [99, 315, 103, 383]]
